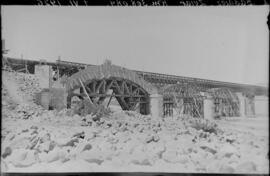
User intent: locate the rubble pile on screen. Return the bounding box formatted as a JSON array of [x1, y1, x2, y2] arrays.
[[2, 71, 42, 103]]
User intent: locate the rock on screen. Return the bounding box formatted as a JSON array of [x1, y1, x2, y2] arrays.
[[162, 150, 181, 163], [189, 151, 208, 166], [235, 161, 257, 173], [80, 149, 104, 165], [177, 154, 189, 164], [145, 142, 166, 159], [1, 160, 8, 172], [39, 133, 51, 143], [72, 131, 85, 139], [225, 134, 236, 144], [219, 144, 239, 158], [8, 149, 36, 167], [219, 164, 235, 173], [200, 145, 217, 155], [30, 126, 38, 130], [2, 147, 12, 158], [28, 137, 39, 150], [206, 162, 221, 172], [73, 142, 92, 153], [7, 136, 31, 150], [130, 150, 153, 166], [38, 147, 66, 163], [21, 129, 29, 133], [37, 141, 56, 153], [63, 138, 79, 147], [82, 143, 92, 152], [8, 148, 28, 161]]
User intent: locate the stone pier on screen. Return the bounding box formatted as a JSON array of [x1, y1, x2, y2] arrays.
[[236, 92, 246, 117], [34, 64, 67, 110], [150, 93, 163, 118], [255, 95, 269, 116], [34, 64, 53, 89], [203, 97, 214, 119]]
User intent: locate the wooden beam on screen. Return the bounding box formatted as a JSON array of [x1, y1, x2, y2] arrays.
[[85, 86, 92, 94], [78, 78, 94, 105], [107, 92, 115, 107], [92, 80, 96, 93], [112, 80, 123, 94], [103, 80, 106, 93], [96, 80, 104, 92], [123, 81, 130, 94]]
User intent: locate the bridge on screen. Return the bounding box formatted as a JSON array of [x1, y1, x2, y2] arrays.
[[2, 57, 268, 118]]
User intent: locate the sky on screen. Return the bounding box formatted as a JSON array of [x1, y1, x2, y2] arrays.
[[1, 6, 269, 86]]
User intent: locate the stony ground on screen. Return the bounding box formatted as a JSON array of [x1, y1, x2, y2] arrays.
[[1, 71, 269, 173]]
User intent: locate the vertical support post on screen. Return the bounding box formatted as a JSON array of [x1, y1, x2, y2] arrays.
[[107, 92, 114, 107]]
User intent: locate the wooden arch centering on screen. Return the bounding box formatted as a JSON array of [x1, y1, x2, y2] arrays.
[[65, 62, 158, 114]]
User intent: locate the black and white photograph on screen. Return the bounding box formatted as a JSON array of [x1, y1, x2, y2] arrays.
[[1, 5, 269, 174]]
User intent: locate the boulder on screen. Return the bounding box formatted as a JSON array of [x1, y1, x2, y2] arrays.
[[162, 150, 181, 163], [219, 164, 235, 173], [38, 147, 67, 163], [8, 149, 36, 167], [1, 160, 8, 172], [7, 136, 31, 150], [2, 147, 12, 158], [219, 144, 240, 158], [79, 149, 104, 165], [37, 141, 56, 153], [235, 161, 257, 173], [199, 145, 217, 155], [130, 150, 153, 166]]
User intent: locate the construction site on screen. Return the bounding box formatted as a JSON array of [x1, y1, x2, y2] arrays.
[[1, 56, 269, 173]]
